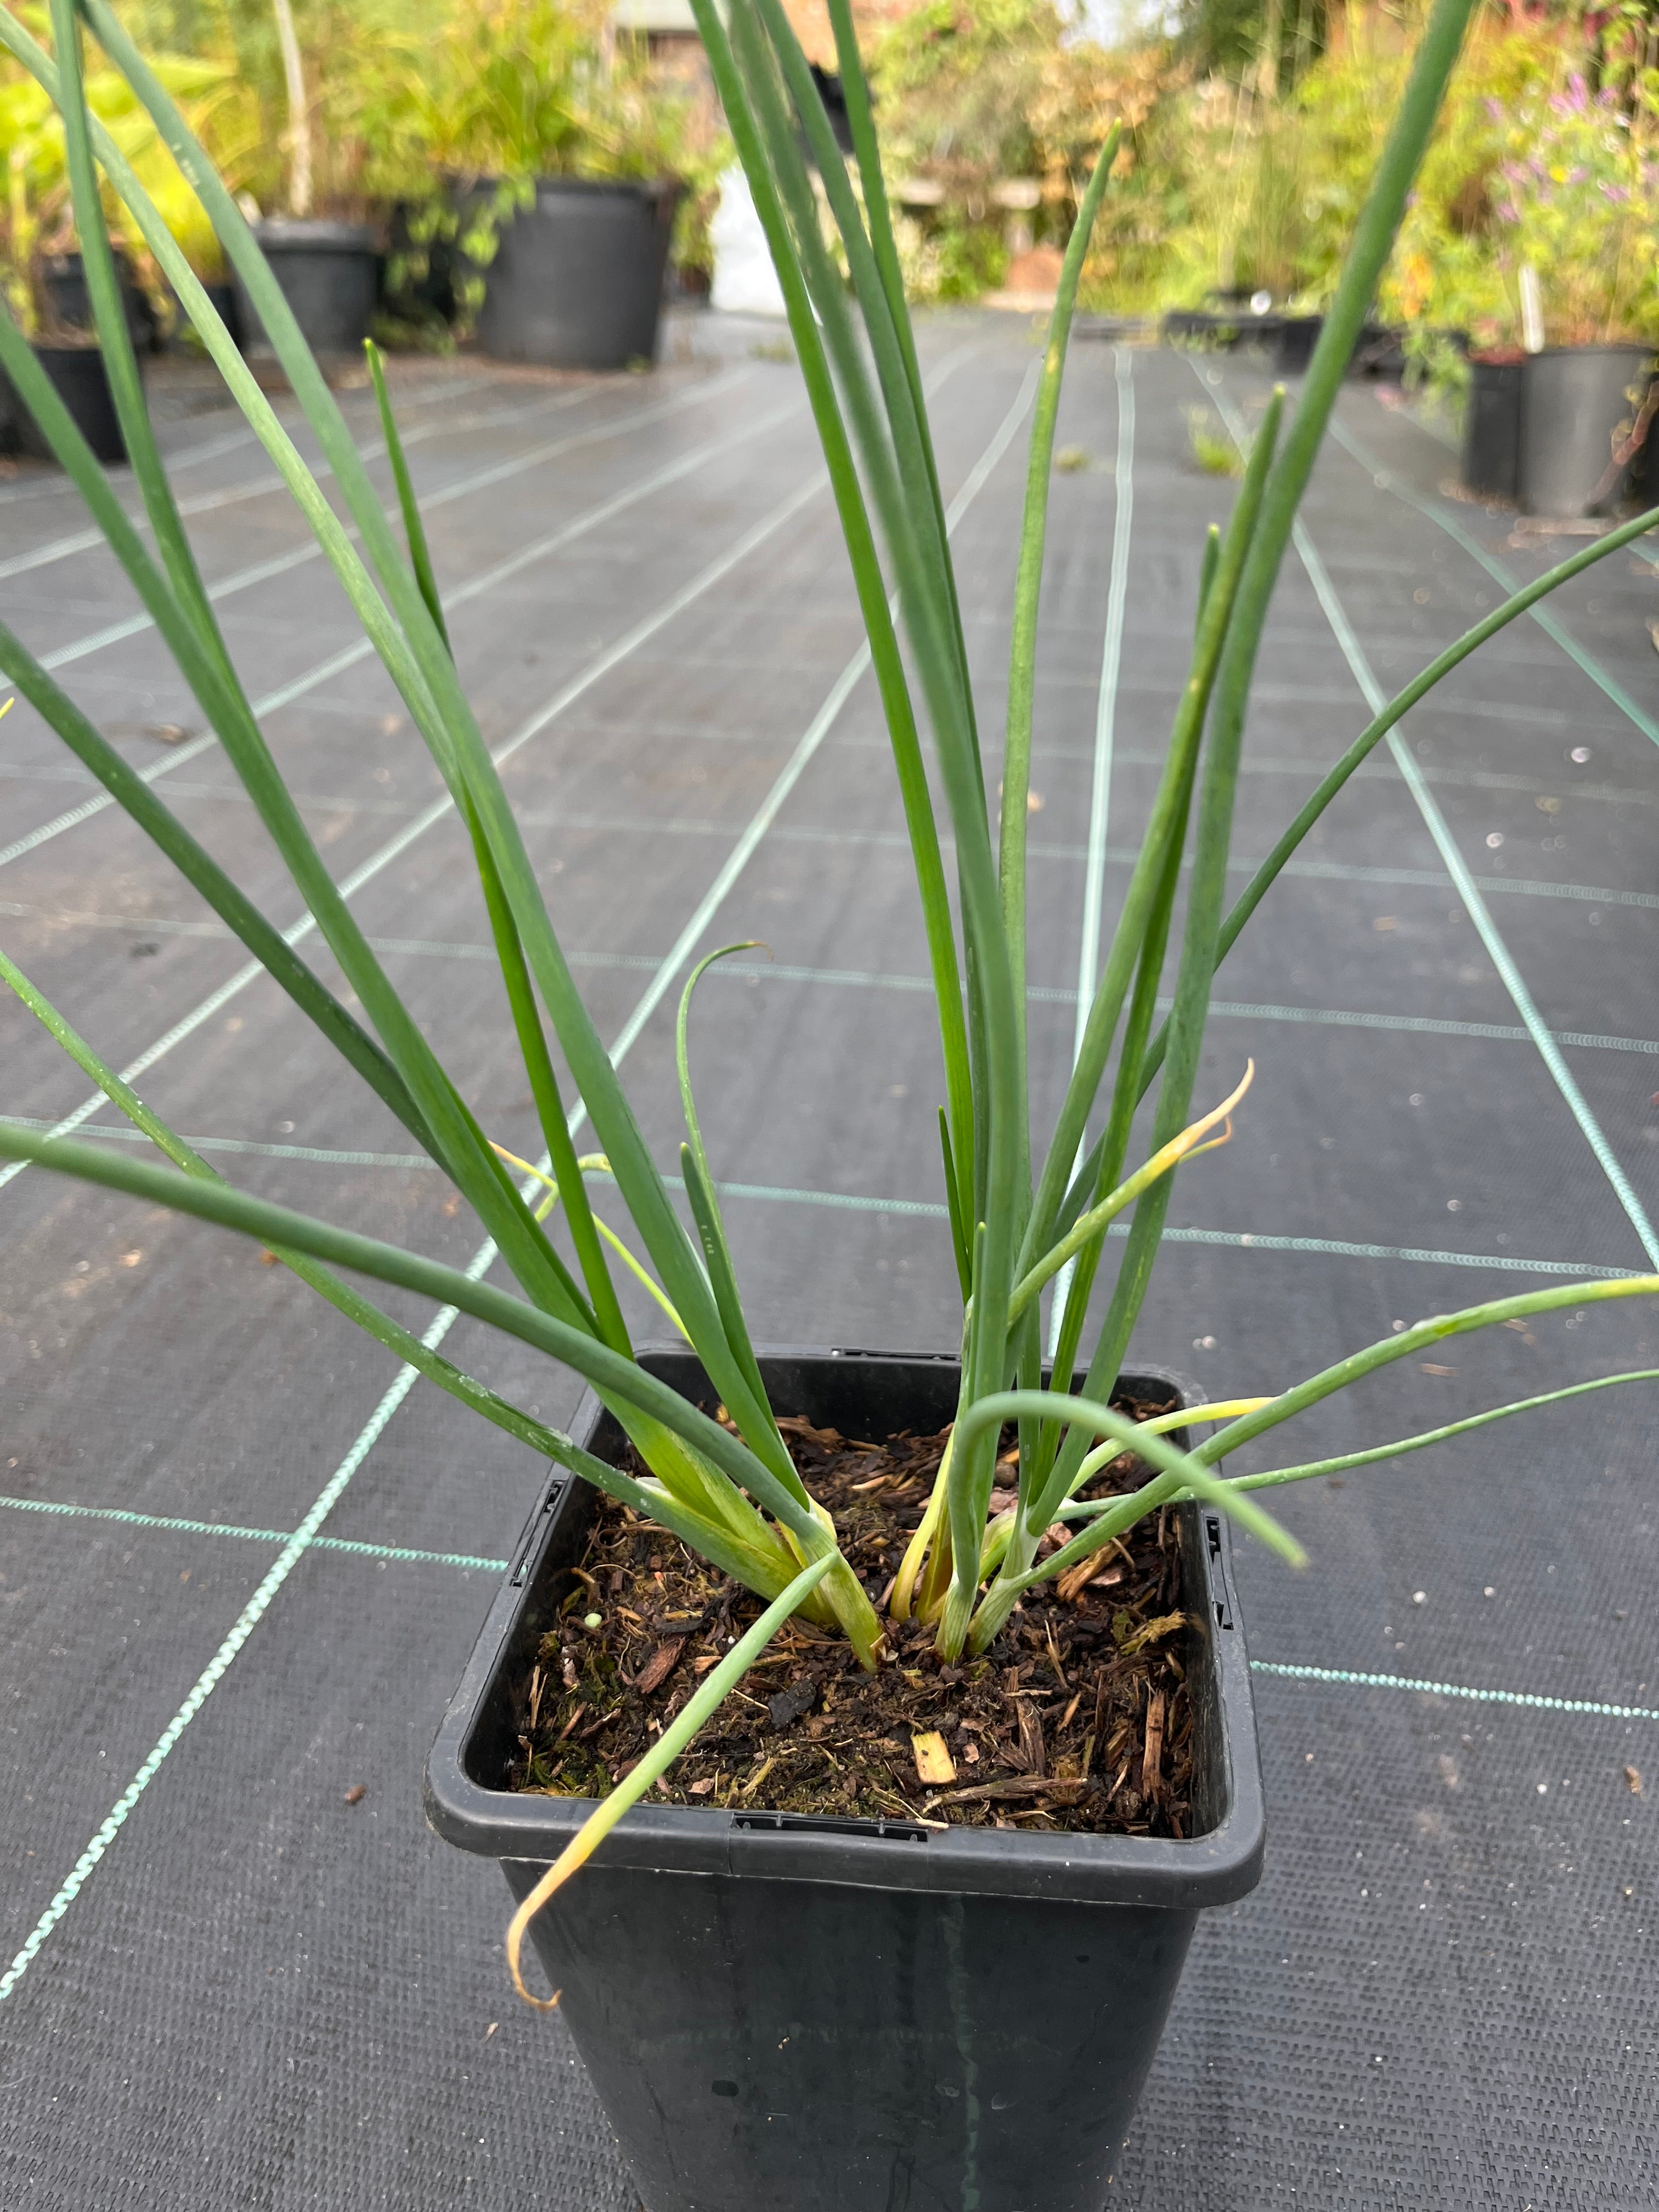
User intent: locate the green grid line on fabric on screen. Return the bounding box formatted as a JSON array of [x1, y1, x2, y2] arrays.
[[3, 1497, 1647, 1728], [3, 1121, 1645, 1278], [0, 1492, 507, 1572], [1253, 1659, 1659, 1724], [1326, 416, 1659, 752], [11, 907, 1659, 1057]]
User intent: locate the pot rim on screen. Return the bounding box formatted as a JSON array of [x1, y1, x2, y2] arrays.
[[1524, 341, 1657, 362], [425, 1345, 1267, 1912], [250, 218, 380, 252]]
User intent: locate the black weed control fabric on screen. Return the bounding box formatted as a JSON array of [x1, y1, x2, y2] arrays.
[[1, 320, 1655, 2209]]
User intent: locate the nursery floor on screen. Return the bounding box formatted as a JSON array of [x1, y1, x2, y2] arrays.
[[1, 313, 1656, 2209]]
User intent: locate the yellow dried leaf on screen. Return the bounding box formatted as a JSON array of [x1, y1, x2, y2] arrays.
[[912, 1731, 956, 1785], [1118, 1611, 1188, 1657]]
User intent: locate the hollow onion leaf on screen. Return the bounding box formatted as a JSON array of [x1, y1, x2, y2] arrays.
[[1223, 1372, 1659, 1490], [999, 126, 1122, 1022]]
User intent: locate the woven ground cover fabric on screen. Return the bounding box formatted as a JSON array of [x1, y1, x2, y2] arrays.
[[1, 318, 1654, 2208]]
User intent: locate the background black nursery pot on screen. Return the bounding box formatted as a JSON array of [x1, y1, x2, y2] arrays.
[[473, 177, 681, 370]]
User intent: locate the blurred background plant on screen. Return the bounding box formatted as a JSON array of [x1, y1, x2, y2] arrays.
[[354, 0, 727, 327], [866, 0, 1174, 300], [7, 0, 1656, 336], [0, 0, 728, 343], [1079, 0, 1659, 346], [1, 21, 246, 331], [1485, 68, 1659, 342]]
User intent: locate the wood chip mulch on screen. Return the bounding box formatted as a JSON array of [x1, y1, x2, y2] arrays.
[[505, 1393, 1197, 1838]]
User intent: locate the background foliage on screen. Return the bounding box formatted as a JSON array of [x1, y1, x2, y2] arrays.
[[0, 0, 729, 304], [1081, 0, 1659, 342], [3, 0, 1656, 329]]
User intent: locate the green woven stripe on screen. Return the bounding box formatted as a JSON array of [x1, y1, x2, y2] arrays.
[[1253, 1658, 1659, 1724], [0, 1492, 505, 1572]]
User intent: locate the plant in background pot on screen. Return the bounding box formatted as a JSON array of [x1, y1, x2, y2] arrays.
[[4, 1, 1659, 2207], [1486, 69, 1659, 513], [232, 0, 382, 353], [359, 0, 718, 370], [0, 35, 240, 453], [0, 61, 123, 459]]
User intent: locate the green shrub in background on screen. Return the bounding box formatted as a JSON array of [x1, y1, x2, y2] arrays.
[[866, 0, 1175, 303], [870, 0, 1047, 189], [0, 1, 729, 328], [1082, 2, 1659, 346], [1, 33, 246, 315], [1482, 69, 1659, 343]]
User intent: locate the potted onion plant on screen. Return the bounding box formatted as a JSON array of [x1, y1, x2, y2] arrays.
[[3, 2, 1659, 2207]]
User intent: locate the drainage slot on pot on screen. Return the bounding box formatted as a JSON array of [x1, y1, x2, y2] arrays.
[[731, 1809, 929, 1842], [1206, 1515, 1234, 1630], [511, 1475, 567, 1587]]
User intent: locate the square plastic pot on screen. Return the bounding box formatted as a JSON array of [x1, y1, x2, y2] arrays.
[[40, 249, 159, 353], [425, 1347, 1266, 2212]]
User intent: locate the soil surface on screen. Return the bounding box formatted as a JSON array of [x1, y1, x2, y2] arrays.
[[505, 1391, 1197, 1837]]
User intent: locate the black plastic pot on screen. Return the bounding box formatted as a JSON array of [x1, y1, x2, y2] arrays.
[[473, 177, 680, 370], [1519, 343, 1657, 517], [1275, 314, 1323, 375], [426, 1347, 1265, 2212], [1462, 356, 1524, 503], [1350, 321, 1408, 381], [0, 343, 125, 465], [183, 279, 243, 349], [1162, 306, 1278, 352], [40, 249, 159, 353], [236, 219, 379, 354]]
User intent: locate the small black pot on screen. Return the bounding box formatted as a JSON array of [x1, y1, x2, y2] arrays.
[[179, 278, 244, 350], [1161, 306, 1279, 353], [1462, 356, 1524, 503], [473, 177, 680, 371], [1274, 314, 1323, 375], [0, 343, 126, 465], [1350, 321, 1408, 381], [237, 218, 379, 354], [426, 1347, 1265, 2212], [40, 249, 159, 353], [1519, 343, 1657, 516]]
